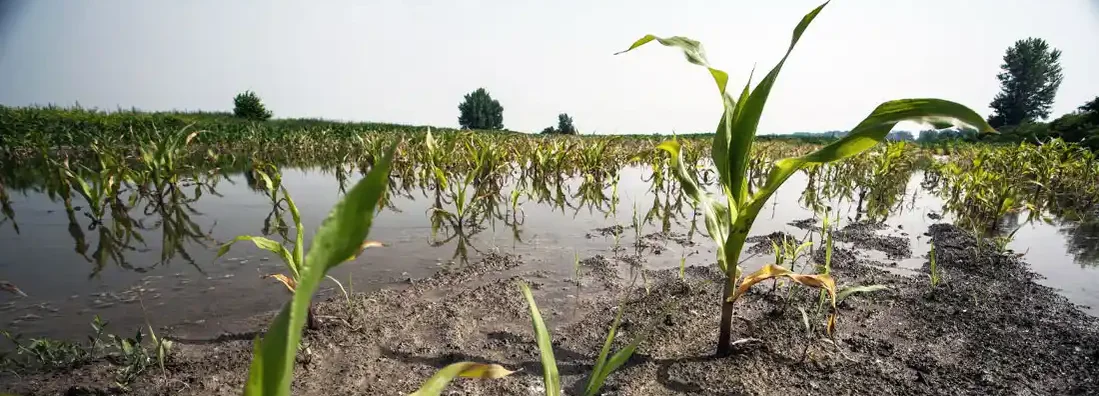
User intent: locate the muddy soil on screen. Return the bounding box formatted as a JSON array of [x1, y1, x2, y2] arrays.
[[3, 224, 1097, 395]]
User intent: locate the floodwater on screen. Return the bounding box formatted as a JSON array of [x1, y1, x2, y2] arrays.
[[1, 166, 1097, 342]]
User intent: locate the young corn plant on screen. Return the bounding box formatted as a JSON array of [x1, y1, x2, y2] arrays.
[[240, 143, 398, 396], [409, 282, 654, 396], [217, 167, 381, 330], [929, 240, 940, 287], [621, 1, 995, 355]]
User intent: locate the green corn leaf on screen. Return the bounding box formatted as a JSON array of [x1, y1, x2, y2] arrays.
[[409, 362, 515, 396], [748, 98, 996, 220], [656, 139, 735, 272], [728, 1, 829, 206], [282, 186, 305, 273], [617, 34, 735, 188], [836, 284, 889, 303], [585, 304, 625, 395], [615, 35, 729, 96], [217, 235, 297, 278], [243, 142, 397, 396], [586, 323, 646, 396], [519, 282, 560, 396]]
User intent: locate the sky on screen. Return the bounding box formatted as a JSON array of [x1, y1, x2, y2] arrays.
[[0, 0, 1097, 135]]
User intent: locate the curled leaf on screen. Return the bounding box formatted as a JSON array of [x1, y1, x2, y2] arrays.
[[728, 264, 838, 335], [263, 273, 298, 293], [346, 240, 385, 262], [836, 284, 889, 303]]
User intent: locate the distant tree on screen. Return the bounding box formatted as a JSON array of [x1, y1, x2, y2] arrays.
[[1080, 96, 1099, 124], [917, 129, 939, 143], [988, 38, 1063, 128], [457, 88, 504, 130], [556, 113, 577, 135], [886, 130, 914, 141], [233, 90, 273, 121], [1047, 96, 1099, 149], [540, 126, 557, 134]]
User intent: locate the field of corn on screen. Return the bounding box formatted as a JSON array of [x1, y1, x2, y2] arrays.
[[2, 4, 1099, 395]]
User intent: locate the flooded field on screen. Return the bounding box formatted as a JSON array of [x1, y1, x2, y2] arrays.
[[2, 161, 1097, 343]]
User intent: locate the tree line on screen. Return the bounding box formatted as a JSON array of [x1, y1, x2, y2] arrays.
[[231, 86, 579, 134], [232, 37, 1094, 144]]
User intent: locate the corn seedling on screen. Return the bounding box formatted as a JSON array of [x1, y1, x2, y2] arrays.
[[217, 167, 381, 330], [240, 142, 396, 396], [623, 1, 995, 354], [929, 240, 940, 287], [522, 282, 651, 396]]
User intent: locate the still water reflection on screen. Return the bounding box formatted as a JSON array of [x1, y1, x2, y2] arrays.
[[1, 165, 1097, 342]]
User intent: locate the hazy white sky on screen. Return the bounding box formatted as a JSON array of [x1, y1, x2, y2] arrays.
[[1, 1, 1097, 134]]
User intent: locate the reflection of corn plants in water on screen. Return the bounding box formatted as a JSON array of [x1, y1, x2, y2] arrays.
[[218, 165, 382, 331], [0, 181, 16, 233]]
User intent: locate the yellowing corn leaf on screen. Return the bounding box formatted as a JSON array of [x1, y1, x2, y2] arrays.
[[728, 264, 839, 335], [346, 240, 385, 262], [409, 362, 515, 396], [185, 130, 202, 145], [263, 274, 297, 292]]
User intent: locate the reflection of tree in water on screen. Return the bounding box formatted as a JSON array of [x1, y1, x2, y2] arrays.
[[1059, 218, 1099, 268]]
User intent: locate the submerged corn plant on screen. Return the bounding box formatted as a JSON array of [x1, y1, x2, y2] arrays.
[[240, 143, 397, 395], [620, 1, 995, 355]]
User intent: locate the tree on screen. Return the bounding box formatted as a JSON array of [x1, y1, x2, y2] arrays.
[[556, 113, 577, 135], [457, 88, 504, 130], [540, 126, 556, 134], [1080, 96, 1099, 124], [1048, 96, 1099, 149], [987, 38, 1063, 128], [233, 90, 273, 121]]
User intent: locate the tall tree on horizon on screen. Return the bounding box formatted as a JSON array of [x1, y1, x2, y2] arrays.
[[556, 113, 577, 135], [457, 88, 504, 130], [987, 38, 1063, 128]]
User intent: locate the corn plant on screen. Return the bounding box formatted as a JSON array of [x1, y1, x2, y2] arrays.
[[241, 143, 396, 395], [929, 240, 940, 287], [411, 282, 658, 395], [217, 167, 380, 330], [522, 282, 648, 396], [620, 1, 995, 355]]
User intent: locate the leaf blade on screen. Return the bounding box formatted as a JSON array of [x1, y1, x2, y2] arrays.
[[409, 362, 515, 396], [243, 142, 398, 396], [519, 282, 560, 396]]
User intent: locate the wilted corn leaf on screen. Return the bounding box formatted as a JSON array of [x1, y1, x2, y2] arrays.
[[409, 362, 515, 396], [263, 274, 297, 292], [729, 264, 838, 335], [836, 284, 888, 303], [346, 240, 385, 262], [243, 142, 397, 396], [184, 130, 202, 145]]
